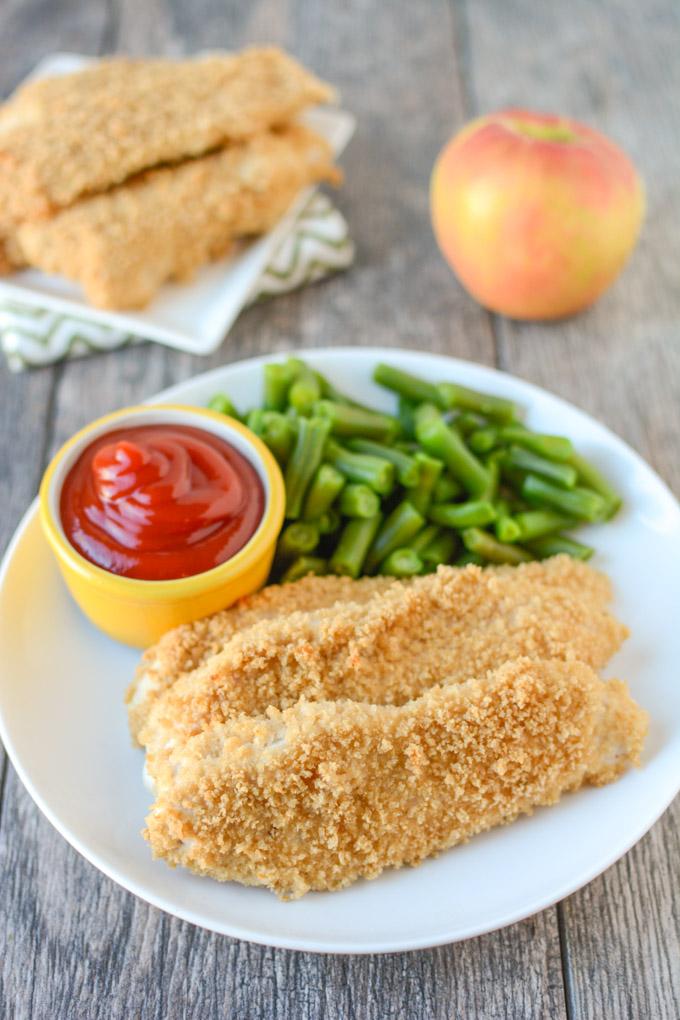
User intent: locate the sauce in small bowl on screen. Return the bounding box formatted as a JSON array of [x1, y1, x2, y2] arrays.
[[40, 405, 285, 647]]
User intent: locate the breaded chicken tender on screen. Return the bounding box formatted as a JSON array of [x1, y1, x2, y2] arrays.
[[9, 124, 339, 308], [144, 658, 647, 898], [0, 48, 334, 227], [137, 559, 627, 752]]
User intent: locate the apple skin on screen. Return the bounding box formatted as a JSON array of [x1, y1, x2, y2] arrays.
[[430, 109, 645, 320]]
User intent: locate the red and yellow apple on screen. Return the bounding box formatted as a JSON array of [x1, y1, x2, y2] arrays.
[[430, 109, 644, 320]]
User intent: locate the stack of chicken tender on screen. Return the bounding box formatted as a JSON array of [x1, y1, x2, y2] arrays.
[[0, 48, 339, 308], [127, 557, 647, 899]]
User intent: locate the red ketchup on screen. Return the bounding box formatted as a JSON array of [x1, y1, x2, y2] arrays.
[[60, 424, 265, 580]]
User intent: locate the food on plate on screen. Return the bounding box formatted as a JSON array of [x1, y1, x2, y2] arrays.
[[0, 48, 334, 226], [143, 657, 647, 898], [131, 556, 626, 751], [0, 48, 339, 308], [60, 423, 264, 580], [205, 358, 622, 581], [430, 109, 644, 319], [7, 125, 339, 308]]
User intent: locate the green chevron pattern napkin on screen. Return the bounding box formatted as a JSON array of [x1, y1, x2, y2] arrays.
[[0, 193, 353, 372]]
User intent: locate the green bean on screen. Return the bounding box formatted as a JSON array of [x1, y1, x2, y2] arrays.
[[277, 521, 320, 560], [379, 548, 424, 577], [504, 445, 578, 488], [246, 408, 267, 433], [313, 399, 401, 442], [264, 362, 299, 411], [339, 483, 381, 519], [437, 382, 521, 424], [317, 507, 341, 535], [373, 363, 442, 406], [462, 528, 533, 565], [480, 456, 500, 502], [365, 501, 425, 573], [208, 393, 240, 418], [494, 515, 522, 543], [526, 535, 594, 561], [281, 556, 328, 583], [512, 509, 576, 541], [451, 411, 486, 436], [407, 452, 444, 514], [569, 451, 622, 519], [259, 412, 295, 464], [455, 550, 484, 566], [521, 474, 607, 523], [330, 514, 383, 578], [410, 524, 441, 555], [498, 425, 573, 462], [302, 463, 346, 521], [325, 439, 395, 495], [432, 473, 462, 504], [397, 396, 418, 439], [421, 530, 457, 568], [347, 438, 420, 486], [284, 417, 330, 519], [289, 370, 322, 416], [429, 500, 497, 529], [468, 427, 499, 454], [414, 404, 490, 496], [313, 367, 371, 410]]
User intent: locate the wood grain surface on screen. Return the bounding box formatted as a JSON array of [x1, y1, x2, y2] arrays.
[[0, 1, 678, 1017]]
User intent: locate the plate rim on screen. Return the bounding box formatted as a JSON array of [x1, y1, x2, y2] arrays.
[[1, 346, 680, 953]]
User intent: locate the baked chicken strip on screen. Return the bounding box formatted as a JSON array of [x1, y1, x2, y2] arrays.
[[137, 558, 627, 752], [144, 658, 647, 898], [8, 124, 339, 308], [0, 48, 334, 227]]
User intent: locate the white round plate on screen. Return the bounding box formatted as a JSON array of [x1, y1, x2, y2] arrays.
[[1, 347, 679, 954]]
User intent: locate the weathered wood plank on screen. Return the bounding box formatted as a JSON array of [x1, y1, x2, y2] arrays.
[[460, 0, 680, 1016]]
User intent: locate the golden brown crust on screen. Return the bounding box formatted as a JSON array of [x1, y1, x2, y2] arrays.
[[137, 558, 627, 752], [143, 658, 647, 898], [11, 124, 339, 308], [0, 48, 335, 226]]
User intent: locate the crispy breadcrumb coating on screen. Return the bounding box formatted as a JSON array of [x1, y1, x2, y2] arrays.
[[0, 48, 334, 227], [9, 124, 339, 308], [143, 658, 647, 898], [137, 558, 627, 752]]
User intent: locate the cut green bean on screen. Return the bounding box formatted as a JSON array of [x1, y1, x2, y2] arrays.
[[330, 514, 383, 578], [208, 393, 239, 418], [526, 535, 594, 561], [346, 438, 420, 486], [373, 363, 442, 406], [451, 411, 486, 436], [277, 521, 320, 560], [325, 439, 395, 495], [397, 396, 418, 439], [414, 405, 490, 496], [569, 451, 622, 518], [259, 411, 295, 464], [504, 446, 578, 488], [432, 473, 462, 504], [407, 452, 444, 514], [429, 500, 497, 529], [495, 515, 522, 543], [339, 483, 381, 519], [313, 399, 401, 442], [246, 408, 266, 433], [284, 417, 330, 519], [317, 507, 341, 535], [289, 370, 322, 416], [379, 548, 424, 577], [264, 362, 299, 411], [281, 556, 328, 583], [365, 501, 425, 573], [302, 463, 346, 521], [480, 457, 499, 502], [498, 425, 573, 462], [468, 427, 499, 454], [455, 550, 484, 566], [513, 509, 576, 541], [462, 528, 533, 565], [437, 382, 521, 423], [421, 530, 457, 568], [521, 474, 607, 523], [410, 524, 441, 555]]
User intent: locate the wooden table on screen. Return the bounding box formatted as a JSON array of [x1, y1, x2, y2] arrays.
[[1, 1, 678, 1016]]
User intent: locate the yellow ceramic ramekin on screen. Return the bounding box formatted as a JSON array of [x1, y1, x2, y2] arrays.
[[39, 404, 285, 648]]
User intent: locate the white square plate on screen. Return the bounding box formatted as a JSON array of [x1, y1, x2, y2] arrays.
[[0, 53, 355, 355]]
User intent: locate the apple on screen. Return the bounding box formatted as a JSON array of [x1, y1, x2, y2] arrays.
[[430, 109, 644, 320]]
